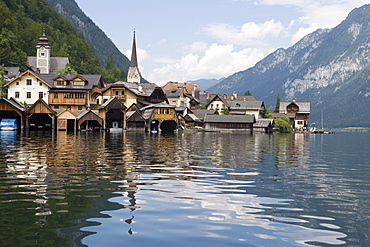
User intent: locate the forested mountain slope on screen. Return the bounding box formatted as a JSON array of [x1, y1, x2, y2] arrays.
[[45, 0, 130, 77], [0, 0, 102, 74]]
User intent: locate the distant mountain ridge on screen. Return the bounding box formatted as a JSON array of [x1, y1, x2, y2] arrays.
[[186, 78, 224, 91], [45, 0, 130, 74], [209, 4, 370, 128]]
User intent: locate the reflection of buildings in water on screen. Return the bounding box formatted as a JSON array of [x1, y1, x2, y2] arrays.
[[271, 133, 310, 167], [5, 143, 52, 226]]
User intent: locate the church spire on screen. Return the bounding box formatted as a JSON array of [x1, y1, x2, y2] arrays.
[[127, 30, 141, 83], [130, 30, 138, 68]]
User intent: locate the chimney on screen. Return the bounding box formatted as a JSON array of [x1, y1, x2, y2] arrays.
[[138, 85, 142, 92], [233, 91, 237, 99], [206, 92, 211, 99], [192, 84, 197, 97]]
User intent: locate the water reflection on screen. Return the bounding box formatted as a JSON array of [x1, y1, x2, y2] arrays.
[[1, 131, 365, 246]]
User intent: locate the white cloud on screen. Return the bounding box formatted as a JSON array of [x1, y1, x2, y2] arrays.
[[235, 0, 369, 43], [202, 20, 284, 47], [182, 41, 208, 53], [146, 43, 266, 86], [125, 48, 149, 63]]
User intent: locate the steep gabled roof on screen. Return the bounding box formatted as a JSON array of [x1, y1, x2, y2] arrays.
[[98, 96, 126, 110], [26, 98, 55, 114], [0, 97, 26, 112], [4, 70, 52, 88], [279, 101, 310, 114]]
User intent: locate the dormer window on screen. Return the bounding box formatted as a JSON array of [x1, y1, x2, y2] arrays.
[[73, 80, 84, 86], [56, 80, 65, 86], [287, 103, 299, 113]]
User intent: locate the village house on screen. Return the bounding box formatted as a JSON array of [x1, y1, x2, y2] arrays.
[[131, 102, 178, 132], [99, 81, 166, 108], [1, 65, 21, 82], [272, 100, 310, 130], [162, 82, 202, 109], [4, 70, 52, 105], [206, 92, 260, 115]]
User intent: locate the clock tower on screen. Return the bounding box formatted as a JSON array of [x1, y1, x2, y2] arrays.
[[127, 31, 141, 83], [36, 30, 51, 74]]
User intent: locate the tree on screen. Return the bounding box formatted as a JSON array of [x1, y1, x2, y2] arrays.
[[54, 65, 77, 74], [196, 103, 206, 109], [274, 116, 292, 133], [0, 67, 8, 98], [274, 94, 282, 113], [244, 91, 252, 96], [222, 107, 230, 115]]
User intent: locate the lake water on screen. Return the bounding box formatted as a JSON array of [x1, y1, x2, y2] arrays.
[[0, 131, 369, 247]]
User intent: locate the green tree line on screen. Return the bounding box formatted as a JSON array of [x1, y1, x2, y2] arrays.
[[0, 0, 126, 83]]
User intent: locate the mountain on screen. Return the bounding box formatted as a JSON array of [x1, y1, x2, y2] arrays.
[[0, 0, 103, 74], [186, 78, 225, 91], [209, 4, 370, 129], [45, 0, 130, 74]]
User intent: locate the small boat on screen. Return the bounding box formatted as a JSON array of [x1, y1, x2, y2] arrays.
[[0, 119, 17, 131]]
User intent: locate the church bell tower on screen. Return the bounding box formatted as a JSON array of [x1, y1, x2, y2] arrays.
[[36, 30, 51, 74]]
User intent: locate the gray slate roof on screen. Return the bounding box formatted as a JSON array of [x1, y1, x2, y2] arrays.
[[204, 114, 255, 124], [229, 100, 264, 110], [254, 119, 274, 128], [165, 88, 184, 98], [2, 66, 21, 80], [104, 81, 159, 97], [38, 73, 102, 90], [27, 57, 70, 74], [279, 101, 310, 114]]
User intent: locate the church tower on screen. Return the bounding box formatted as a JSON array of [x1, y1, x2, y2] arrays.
[[36, 31, 51, 74], [127, 31, 141, 83]]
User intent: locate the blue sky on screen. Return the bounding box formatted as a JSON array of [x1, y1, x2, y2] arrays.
[[75, 0, 369, 86]]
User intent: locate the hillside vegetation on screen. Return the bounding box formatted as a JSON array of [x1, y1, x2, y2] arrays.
[[0, 0, 126, 83]]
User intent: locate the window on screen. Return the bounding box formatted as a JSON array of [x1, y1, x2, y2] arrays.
[[56, 80, 65, 86], [15, 92, 19, 98], [115, 91, 119, 95], [75, 93, 84, 99], [16, 81, 19, 85], [39, 82, 42, 86], [27, 92, 31, 98], [39, 92, 43, 99], [121, 91, 124, 95], [73, 80, 84, 86], [159, 108, 169, 114], [64, 93, 73, 99], [96, 99, 100, 104], [54, 93, 58, 99], [78, 106, 83, 110], [64, 93, 84, 99], [26, 79, 32, 85]]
